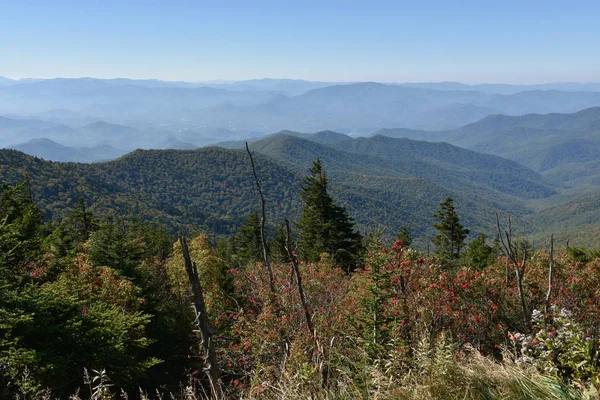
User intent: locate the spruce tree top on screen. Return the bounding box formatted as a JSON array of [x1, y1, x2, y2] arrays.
[[433, 197, 469, 263], [298, 159, 363, 270]]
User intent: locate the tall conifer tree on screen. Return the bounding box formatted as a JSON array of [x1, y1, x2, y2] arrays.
[[433, 197, 469, 264], [297, 159, 363, 270]]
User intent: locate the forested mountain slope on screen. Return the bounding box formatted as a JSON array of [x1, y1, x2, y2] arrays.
[[0, 148, 301, 235], [372, 107, 600, 186], [0, 139, 555, 245], [238, 133, 556, 201]]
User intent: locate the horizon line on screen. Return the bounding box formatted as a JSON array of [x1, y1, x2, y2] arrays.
[[2, 75, 600, 87]]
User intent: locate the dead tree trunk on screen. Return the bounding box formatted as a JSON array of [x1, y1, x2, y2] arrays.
[[545, 234, 554, 315], [245, 142, 278, 309], [180, 236, 222, 400], [505, 255, 511, 289], [284, 219, 315, 339], [496, 213, 530, 329]]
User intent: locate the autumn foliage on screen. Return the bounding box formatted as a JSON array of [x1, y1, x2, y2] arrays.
[[2, 179, 600, 399]]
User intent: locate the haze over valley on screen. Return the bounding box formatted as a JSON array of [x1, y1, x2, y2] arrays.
[[3, 77, 600, 152]]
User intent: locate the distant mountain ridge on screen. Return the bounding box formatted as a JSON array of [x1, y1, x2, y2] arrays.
[[3, 77, 600, 150], [7, 138, 127, 163], [0, 115, 205, 160], [400, 81, 600, 94], [245, 133, 555, 202], [3, 76, 600, 93], [370, 107, 600, 187]]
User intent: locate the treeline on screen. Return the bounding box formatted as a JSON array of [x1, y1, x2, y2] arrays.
[[1, 161, 600, 399]]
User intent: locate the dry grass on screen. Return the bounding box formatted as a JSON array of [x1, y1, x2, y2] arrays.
[[237, 345, 589, 400]]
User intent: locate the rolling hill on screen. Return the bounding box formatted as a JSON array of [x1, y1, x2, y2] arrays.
[[0, 134, 559, 247], [372, 107, 600, 187], [0, 148, 301, 236], [227, 132, 556, 201]]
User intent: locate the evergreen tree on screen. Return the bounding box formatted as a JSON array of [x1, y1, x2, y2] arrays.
[[396, 226, 412, 247], [46, 197, 98, 260], [88, 219, 140, 278], [464, 233, 494, 269], [234, 212, 263, 265], [0, 181, 44, 279], [433, 197, 469, 264], [297, 159, 363, 270], [270, 224, 289, 263]]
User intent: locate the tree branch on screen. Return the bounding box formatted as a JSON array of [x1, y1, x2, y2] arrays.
[[245, 142, 278, 308]]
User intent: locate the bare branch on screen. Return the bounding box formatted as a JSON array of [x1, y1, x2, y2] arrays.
[[495, 212, 530, 329], [545, 234, 554, 315], [245, 142, 278, 309], [284, 219, 315, 340], [180, 236, 222, 399]]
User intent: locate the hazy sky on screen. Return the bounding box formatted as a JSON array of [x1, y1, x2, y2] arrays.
[[2, 0, 599, 83]]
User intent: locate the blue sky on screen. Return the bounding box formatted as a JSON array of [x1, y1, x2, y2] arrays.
[[1, 0, 599, 83]]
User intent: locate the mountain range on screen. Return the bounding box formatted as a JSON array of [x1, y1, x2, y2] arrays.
[[2, 77, 600, 246], [3, 78, 600, 152]]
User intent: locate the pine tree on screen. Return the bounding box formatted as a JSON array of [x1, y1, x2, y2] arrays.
[[47, 197, 98, 259], [234, 212, 263, 265], [0, 180, 44, 279], [396, 226, 412, 247], [464, 233, 494, 269], [433, 197, 469, 264], [270, 224, 289, 263], [297, 159, 363, 270]]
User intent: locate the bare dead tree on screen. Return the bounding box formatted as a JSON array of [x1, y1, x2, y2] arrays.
[[505, 255, 511, 289], [179, 236, 222, 399], [245, 142, 278, 308], [284, 219, 315, 339], [495, 213, 530, 329], [545, 234, 554, 315]]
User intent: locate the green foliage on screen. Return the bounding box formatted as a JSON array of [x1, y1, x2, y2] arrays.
[[0, 180, 44, 280], [567, 246, 600, 264], [270, 224, 290, 263], [347, 239, 401, 357], [6, 148, 600, 399], [0, 139, 556, 249], [396, 226, 412, 247], [513, 308, 600, 386], [0, 148, 301, 237], [234, 212, 263, 266], [1, 258, 158, 393], [433, 197, 469, 266], [464, 233, 494, 269], [0, 182, 191, 396], [298, 159, 364, 270], [88, 220, 140, 278], [167, 235, 236, 322], [44, 197, 98, 270]]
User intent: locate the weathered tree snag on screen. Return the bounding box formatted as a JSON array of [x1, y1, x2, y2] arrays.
[[505, 256, 511, 289], [545, 234, 554, 315], [179, 235, 223, 400], [496, 213, 530, 329], [284, 219, 315, 340], [245, 142, 278, 309]]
